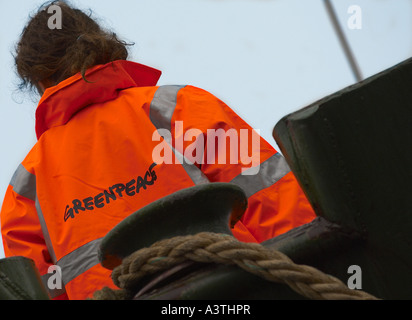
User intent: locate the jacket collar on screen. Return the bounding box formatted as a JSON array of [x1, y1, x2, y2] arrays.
[[35, 60, 162, 139]]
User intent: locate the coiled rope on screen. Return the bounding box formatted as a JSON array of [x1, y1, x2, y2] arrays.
[[93, 232, 379, 300]]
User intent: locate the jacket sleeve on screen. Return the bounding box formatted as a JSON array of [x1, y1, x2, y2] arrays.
[[1, 166, 68, 300], [172, 85, 317, 243]]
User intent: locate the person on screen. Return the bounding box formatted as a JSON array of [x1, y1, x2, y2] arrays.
[[0, 1, 316, 300]]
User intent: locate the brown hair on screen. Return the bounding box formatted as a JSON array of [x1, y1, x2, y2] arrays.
[[14, 0, 133, 94]]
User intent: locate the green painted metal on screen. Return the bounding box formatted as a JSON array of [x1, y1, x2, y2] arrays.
[[0, 256, 50, 300], [97, 183, 366, 300], [99, 183, 248, 270], [272, 57, 412, 299]]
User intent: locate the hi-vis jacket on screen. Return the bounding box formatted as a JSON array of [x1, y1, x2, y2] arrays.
[[1, 60, 316, 300]]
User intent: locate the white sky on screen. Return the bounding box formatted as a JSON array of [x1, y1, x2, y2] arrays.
[[0, 0, 411, 259]]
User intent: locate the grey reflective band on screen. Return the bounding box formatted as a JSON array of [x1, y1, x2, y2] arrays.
[[179, 157, 210, 185], [56, 238, 102, 286], [10, 164, 36, 201], [230, 153, 291, 198], [42, 238, 102, 298], [150, 85, 186, 132], [165, 138, 210, 185], [35, 198, 57, 264], [9, 165, 59, 279], [9, 165, 58, 264], [150, 85, 209, 186]]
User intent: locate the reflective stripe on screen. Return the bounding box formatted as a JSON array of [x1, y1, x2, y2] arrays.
[[167, 139, 209, 185], [42, 239, 101, 297], [150, 85, 186, 132], [10, 164, 36, 201], [9, 164, 58, 264], [35, 197, 57, 264], [179, 156, 210, 185], [150, 85, 209, 185], [56, 238, 102, 286], [230, 153, 291, 198]]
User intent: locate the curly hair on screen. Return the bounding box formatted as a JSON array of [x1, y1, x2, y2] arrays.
[[14, 0, 133, 94]]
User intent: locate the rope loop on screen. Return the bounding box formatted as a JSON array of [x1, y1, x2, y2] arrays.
[[93, 232, 380, 300]]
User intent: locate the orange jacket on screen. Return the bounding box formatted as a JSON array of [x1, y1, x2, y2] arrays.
[[0, 60, 315, 300]]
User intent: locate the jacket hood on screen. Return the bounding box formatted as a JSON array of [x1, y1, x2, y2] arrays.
[[35, 60, 162, 139]]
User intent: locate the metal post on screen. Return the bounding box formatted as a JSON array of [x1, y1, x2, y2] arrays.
[[324, 0, 363, 82]]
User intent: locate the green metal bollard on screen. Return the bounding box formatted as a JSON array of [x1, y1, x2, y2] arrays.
[[98, 185, 362, 300], [0, 256, 50, 300], [99, 183, 248, 270]]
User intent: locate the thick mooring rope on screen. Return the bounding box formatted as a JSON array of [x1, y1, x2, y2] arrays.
[[93, 232, 379, 300]]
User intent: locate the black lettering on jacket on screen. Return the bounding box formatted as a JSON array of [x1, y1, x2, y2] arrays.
[[64, 163, 158, 222]]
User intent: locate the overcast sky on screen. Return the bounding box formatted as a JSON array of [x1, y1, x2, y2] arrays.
[[1, 0, 411, 259]]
